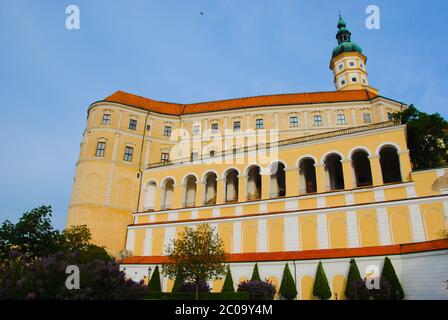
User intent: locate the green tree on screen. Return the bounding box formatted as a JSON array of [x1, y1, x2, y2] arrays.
[[313, 261, 332, 300], [381, 257, 404, 300], [162, 224, 227, 299], [394, 104, 448, 170], [251, 263, 261, 281], [279, 263, 297, 300], [171, 273, 184, 293], [221, 265, 235, 293], [148, 265, 162, 292], [345, 259, 362, 300], [0, 206, 60, 260]]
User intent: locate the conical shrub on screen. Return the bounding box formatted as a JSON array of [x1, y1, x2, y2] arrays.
[[345, 259, 362, 300], [381, 257, 404, 300], [148, 265, 162, 292], [279, 263, 297, 300], [221, 265, 235, 293], [312, 261, 332, 300], [251, 263, 261, 281]]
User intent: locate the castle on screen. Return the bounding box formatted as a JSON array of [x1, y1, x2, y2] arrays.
[[67, 16, 448, 299]]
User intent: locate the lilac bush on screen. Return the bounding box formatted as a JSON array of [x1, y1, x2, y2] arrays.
[[237, 280, 276, 300], [0, 250, 148, 300]]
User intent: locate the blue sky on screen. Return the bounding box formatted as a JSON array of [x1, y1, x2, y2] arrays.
[[0, 0, 447, 230]]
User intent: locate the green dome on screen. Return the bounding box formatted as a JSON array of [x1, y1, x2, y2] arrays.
[[331, 14, 363, 59], [332, 41, 363, 58]]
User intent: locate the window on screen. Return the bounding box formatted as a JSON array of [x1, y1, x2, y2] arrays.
[[337, 114, 346, 125], [146, 125, 151, 131], [255, 119, 264, 129], [95, 142, 106, 157], [363, 112, 372, 124], [289, 116, 298, 127], [192, 125, 200, 136], [362, 78, 367, 84], [349, 61, 355, 67], [190, 152, 198, 161], [128, 119, 137, 130], [341, 79, 346, 86], [209, 150, 216, 157], [124, 146, 134, 162], [102, 114, 111, 125], [161, 152, 169, 164], [387, 112, 393, 121], [352, 76, 357, 82], [163, 126, 172, 136], [338, 63, 343, 71], [360, 62, 364, 69], [313, 115, 323, 126], [233, 121, 241, 131], [211, 123, 218, 133]]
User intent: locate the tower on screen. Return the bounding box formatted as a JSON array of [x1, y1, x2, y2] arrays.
[[330, 14, 377, 93]]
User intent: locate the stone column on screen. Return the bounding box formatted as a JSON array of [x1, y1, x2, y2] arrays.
[[285, 166, 299, 197], [195, 181, 204, 206], [173, 183, 184, 209], [368, 155, 383, 186], [398, 150, 412, 182], [261, 170, 271, 200], [155, 186, 163, 210], [315, 163, 326, 193], [342, 159, 354, 190], [216, 177, 225, 204], [238, 174, 247, 202]]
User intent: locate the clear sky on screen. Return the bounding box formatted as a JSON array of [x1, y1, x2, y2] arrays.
[[0, 0, 447, 230]]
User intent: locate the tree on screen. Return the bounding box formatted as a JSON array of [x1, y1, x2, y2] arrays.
[[279, 263, 297, 300], [221, 265, 235, 293], [381, 257, 404, 300], [148, 266, 162, 292], [394, 104, 448, 170], [251, 263, 261, 281], [345, 259, 362, 300], [162, 224, 227, 299], [0, 206, 60, 260], [171, 273, 184, 293], [312, 261, 332, 300]]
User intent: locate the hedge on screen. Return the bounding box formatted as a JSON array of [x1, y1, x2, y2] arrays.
[[146, 291, 250, 300]]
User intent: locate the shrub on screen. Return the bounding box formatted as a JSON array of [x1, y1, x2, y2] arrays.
[[381, 257, 404, 300], [345, 259, 362, 300], [250, 263, 261, 281], [353, 278, 392, 300], [0, 250, 147, 300], [312, 261, 332, 300], [146, 291, 249, 300], [148, 266, 162, 292], [178, 280, 211, 293], [171, 274, 184, 293], [221, 265, 235, 293], [279, 263, 297, 300], [237, 280, 276, 300]]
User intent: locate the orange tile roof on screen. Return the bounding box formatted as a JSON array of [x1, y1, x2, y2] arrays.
[[120, 239, 448, 264], [100, 89, 378, 116]]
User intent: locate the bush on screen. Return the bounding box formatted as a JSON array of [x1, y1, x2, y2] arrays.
[[237, 280, 276, 300], [279, 263, 297, 300], [146, 291, 249, 300], [353, 278, 392, 300], [250, 263, 261, 281], [0, 250, 147, 300], [312, 261, 332, 300], [381, 257, 404, 300], [148, 266, 161, 292], [171, 274, 184, 293], [221, 265, 235, 293], [178, 280, 211, 293], [345, 259, 362, 300]]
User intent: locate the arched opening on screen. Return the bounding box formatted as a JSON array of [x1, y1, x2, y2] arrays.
[[270, 162, 286, 198], [379, 146, 402, 183], [247, 166, 262, 200], [204, 172, 217, 205], [324, 154, 345, 191], [184, 175, 197, 207], [143, 181, 157, 210], [224, 169, 239, 202], [161, 179, 174, 209], [299, 158, 317, 194], [352, 150, 373, 187]]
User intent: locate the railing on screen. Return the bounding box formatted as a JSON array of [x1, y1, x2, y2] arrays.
[[146, 121, 400, 170]]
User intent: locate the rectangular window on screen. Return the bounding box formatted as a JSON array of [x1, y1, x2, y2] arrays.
[[95, 142, 106, 157], [211, 123, 219, 133], [192, 125, 200, 136], [161, 152, 169, 164], [341, 79, 346, 86], [163, 126, 172, 136], [102, 114, 111, 125], [255, 119, 264, 129], [337, 114, 346, 125], [124, 146, 134, 162], [146, 125, 151, 131], [190, 152, 198, 161], [349, 61, 355, 67], [313, 115, 323, 126], [387, 112, 393, 121], [289, 116, 298, 127], [338, 64, 343, 70], [352, 77, 357, 82], [128, 119, 137, 130], [233, 121, 241, 131], [363, 112, 372, 124]]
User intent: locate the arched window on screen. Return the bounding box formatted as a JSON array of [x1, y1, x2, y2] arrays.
[[204, 172, 217, 205], [352, 150, 373, 187], [379, 146, 402, 183], [161, 179, 174, 209], [247, 166, 262, 200], [143, 181, 157, 210], [270, 162, 286, 198], [184, 175, 197, 207], [299, 158, 317, 194], [324, 154, 345, 191], [224, 169, 239, 202]]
